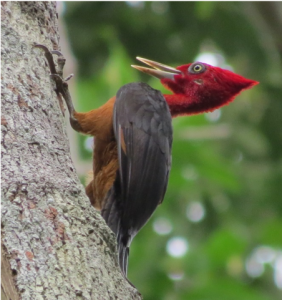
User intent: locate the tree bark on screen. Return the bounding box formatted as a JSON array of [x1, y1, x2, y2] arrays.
[[1, 2, 141, 299]]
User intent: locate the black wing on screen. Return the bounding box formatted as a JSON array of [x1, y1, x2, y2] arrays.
[[102, 82, 172, 275]]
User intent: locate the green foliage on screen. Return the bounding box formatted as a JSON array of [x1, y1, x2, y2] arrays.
[[63, 2, 282, 299]]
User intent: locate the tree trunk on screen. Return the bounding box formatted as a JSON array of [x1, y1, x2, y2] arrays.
[[1, 2, 141, 299]]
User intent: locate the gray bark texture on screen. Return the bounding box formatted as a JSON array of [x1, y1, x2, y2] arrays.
[[1, 2, 141, 299]]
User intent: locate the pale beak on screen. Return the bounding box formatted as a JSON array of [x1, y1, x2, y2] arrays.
[[131, 57, 181, 80]]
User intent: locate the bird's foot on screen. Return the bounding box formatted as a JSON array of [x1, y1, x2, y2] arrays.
[[33, 44, 80, 130], [33, 44, 69, 116]]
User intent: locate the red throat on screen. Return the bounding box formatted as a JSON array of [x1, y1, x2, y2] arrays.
[[163, 68, 258, 118]]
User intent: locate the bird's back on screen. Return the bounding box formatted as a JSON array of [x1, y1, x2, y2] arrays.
[[102, 82, 173, 275]]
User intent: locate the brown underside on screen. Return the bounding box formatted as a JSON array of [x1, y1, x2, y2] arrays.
[[73, 97, 118, 209]]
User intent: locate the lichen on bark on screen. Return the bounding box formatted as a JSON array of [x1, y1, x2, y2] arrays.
[[1, 2, 141, 299]]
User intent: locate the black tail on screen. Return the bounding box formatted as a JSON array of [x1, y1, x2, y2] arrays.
[[117, 233, 130, 276], [101, 179, 130, 276]]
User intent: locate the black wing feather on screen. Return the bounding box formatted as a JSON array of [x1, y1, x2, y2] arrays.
[[102, 82, 172, 275]]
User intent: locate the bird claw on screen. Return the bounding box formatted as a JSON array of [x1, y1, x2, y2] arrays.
[[49, 74, 66, 87], [34, 43, 75, 118], [51, 50, 66, 77], [33, 44, 58, 75], [34, 44, 67, 78], [35, 44, 81, 131], [64, 73, 74, 82], [51, 50, 64, 57]]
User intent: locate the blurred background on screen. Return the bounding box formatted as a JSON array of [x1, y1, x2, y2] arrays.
[[59, 2, 282, 299]]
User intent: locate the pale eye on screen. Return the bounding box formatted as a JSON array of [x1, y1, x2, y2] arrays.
[[193, 64, 202, 72], [188, 63, 206, 74]]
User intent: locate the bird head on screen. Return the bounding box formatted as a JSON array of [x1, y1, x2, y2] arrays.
[[132, 57, 258, 117]]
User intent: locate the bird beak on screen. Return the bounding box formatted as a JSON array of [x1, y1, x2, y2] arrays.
[[131, 57, 181, 80]]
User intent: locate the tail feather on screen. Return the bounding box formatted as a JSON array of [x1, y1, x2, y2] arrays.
[[101, 181, 130, 276], [118, 238, 129, 276]]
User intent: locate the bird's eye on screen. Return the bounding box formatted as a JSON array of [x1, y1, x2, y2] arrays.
[[193, 64, 202, 72], [188, 63, 206, 74]]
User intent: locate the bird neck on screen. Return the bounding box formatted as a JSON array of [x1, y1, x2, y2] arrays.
[[164, 92, 235, 118], [164, 94, 203, 118]]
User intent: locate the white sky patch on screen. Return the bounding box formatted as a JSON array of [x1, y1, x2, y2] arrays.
[[186, 201, 205, 223], [195, 52, 221, 66], [126, 1, 144, 10], [166, 237, 189, 258], [195, 52, 233, 71], [84, 137, 94, 152], [246, 245, 282, 289], [205, 109, 221, 122], [153, 217, 172, 235], [274, 253, 282, 289], [254, 246, 276, 264], [245, 256, 264, 278]]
